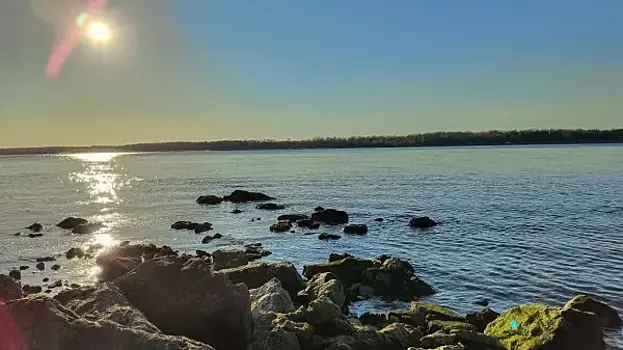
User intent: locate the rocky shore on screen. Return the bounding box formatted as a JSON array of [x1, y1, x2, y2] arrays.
[[2, 190, 621, 349]]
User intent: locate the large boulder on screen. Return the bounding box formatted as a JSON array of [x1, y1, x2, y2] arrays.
[[196, 195, 223, 205], [114, 257, 253, 350], [270, 220, 293, 233], [223, 190, 275, 203], [0, 274, 22, 301], [465, 308, 500, 332], [343, 224, 368, 235], [290, 296, 355, 337], [54, 284, 159, 333], [311, 209, 349, 225], [562, 294, 622, 329], [220, 262, 305, 300], [484, 304, 606, 350], [57, 217, 88, 229], [303, 254, 435, 301], [212, 249, 249, 270], [95, 243, 178, 281], [298, 272, 346, 309], [3, 297, 214, 350], [250, 278, 295, 314]]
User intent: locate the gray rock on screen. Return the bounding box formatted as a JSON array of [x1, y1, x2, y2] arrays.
[[249, 278, 295, 314], [0, 274, 23, 301], [343, 224, 368, 235], [212, 249, 249, 270], [563, 294, 622, 329], [409, 216, 437, 228], [196, 195, 223, 205], [57, 217, 88, 229], [220, 262, 304, 300], [298, 272, 346, 308]]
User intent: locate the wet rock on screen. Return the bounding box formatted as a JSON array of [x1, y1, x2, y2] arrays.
[[411, 302, 464, 323], [212, 249, 249, 270], [563, 294, 622, 329], [484, 304, 606, 350], [70, 283, 80, 289], [250, 278, 295, 314], [303, 254, 435, 301], [298, 219, 321, 229], [318, 233, 341, 240], [278, 214, 309, 222], [5, 297, 214, 350], [270, 220, 293, 233], [359, 311, 388, 327], [14, 232, 21, 236], [51, 264, 61, 271], [343, 224, 368, 235], [195, 249, 210, 258], [194, 222, 213, 234], [379, 322, 423, 349], [27, 222, 43, 232], [419, 331, 457, 348], [196, 194, 223, 205], [170, 220, 198, 230], [0, 274, 23, 300], [119, 240, 130, 247], [66, 247, 89, 259], [57, 216, 88, 229], [311, 208, 349, 225], [475, 298, 489, 307], [114, 257, 252, 349], [220, 262, 304, 299], [95, 244, 178, 281], [231, 209, 243, 214], [298, 272, 346, 308], [36, 256, 56, 262], [409, 216, 437, 228], [244, 243, 272, 261], [55, 283, 160, 333], [22, 285, 42, 294], [314, 206, 325, 212], [72, 222, 105, 234], [49, 280, 63, 288], [19, 266, 29, 270], [223, 189, 275, 203], [27, 233, 43, 238], [257, 203, 286, 210], [328, 252, 354, 262], [36, 262, 45, 270], [42, 278, 49, 282], [374, 217, 384, 222], [201, 233, 222, 243], [465, 308, 500, 332]]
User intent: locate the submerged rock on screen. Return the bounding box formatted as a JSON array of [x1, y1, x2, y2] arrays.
[[270, 220, 293, 233], [57, 217, 88, 229], [170, 220, 198, 230], [66, 247, 90, 259], [8, 270, 22, 280], [231, 209, 243, 214], [311, 208, 349, 225], [318, 233, 341, 241], [223, 189, 275, 203], [343, 224, 368, 235], [0, 274, 23, 300], [114, 257, 252, 349], [201, 233, 222, 244], [71, 222, 105, 234], [409, 216, 437, 228], [374, 217, 384, 222], [298, 219, 321, 229], [562, 294, 622, 329], [244, 243, 272, 261], [194, 222, 213, 234], [257, 203, 286, 210], [465, 308, 500, 332], [278, 214, 309, 222], [36, 256, 56, 263], [27, 233, 43, 238], [196, 194, 223, 205], [27, 223, 43, 232]]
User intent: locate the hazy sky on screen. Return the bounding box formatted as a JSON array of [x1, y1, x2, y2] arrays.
[[1, 0, 622, 147]]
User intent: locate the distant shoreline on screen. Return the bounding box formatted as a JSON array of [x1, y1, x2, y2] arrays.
[[1, 128, 622, 156]]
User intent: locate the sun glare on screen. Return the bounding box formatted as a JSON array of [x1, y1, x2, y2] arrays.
[[87, 21, 111, 42]]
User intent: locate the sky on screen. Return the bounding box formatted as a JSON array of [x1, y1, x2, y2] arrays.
[[0, 0, 622, 148]]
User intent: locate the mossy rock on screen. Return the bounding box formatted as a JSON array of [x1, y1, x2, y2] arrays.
[[428, 320, 478, 333], [411, 302, 465, 322]]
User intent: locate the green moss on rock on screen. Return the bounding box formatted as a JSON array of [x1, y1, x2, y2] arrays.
[[484, 304, 561, 349]]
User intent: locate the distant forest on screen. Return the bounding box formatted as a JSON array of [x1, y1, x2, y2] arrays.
[[1, 129, 623, 155]]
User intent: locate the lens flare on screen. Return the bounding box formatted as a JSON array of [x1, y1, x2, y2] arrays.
[[87, 21, 111, 42]]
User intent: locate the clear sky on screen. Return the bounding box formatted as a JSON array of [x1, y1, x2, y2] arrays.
[[1, 0, 622, 147]]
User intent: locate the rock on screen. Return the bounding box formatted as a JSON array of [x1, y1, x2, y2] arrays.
[[563, 294, 622, 329], [292, 296, 355, 337], [420, 331, 457, 348], [201, 233, 222, 243], [170, 220, 198, 230], [36, 256, 56, 262], [484, 304, 606, 350], [36, 262, 45, 270], [4, 297, 214, 350], [71, 222, 105, 234], [212, 249, 249, 270], [319, 233, 341, 240], [379, 323, 423, 349], [343, 224, 368, 235], [270, 220, 293, 233], [250, 278, 295, 314], [297, 219, 321, 229], [95, 244, 178, 281], [278, 214, 309, 222], [19, 266, 29, 270], [194, 222, 213, 234], [428, 320, 478, 333], [298, 272, 347, 308], [244, 243, 272, 261], [54, 284, 160, 333], [42, 277, 49, 282], [359, 311, 388, 326], [311, 208, 349, 225], [195, 249, 210, 258], [314, 206, 325, 212], [0, 274, 23, 300], [223, 189, 275, 203], [57, 216, 88, 229], [450, 329, 503, 349], [374, 217, 384, 222], [303, 254, 435, 301], [409, 216, 437, 228], [257, 203, 286, 210], [220, 262, 304, 299], [14, 232, 21, 236], [328, 252, 354, 262], [410, 302, 464, 322], [49, 280, 63, 288], [290, 230, 296, 233], [27, 222, 43, 232], [196, 194, 223, 205], [22, 285, 42, 294], [475, 298, 489, 307], [27, 233, 43, 238], [231, 209, 243, 214], [51, 264, 61, 271], [66, 247, 89, 259], [114, 257, 252, 349], [409, 345, 465, 350], [465, 308, 500, 332]]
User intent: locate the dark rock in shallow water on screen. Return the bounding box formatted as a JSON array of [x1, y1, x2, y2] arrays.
[[195, 249, 210, 258], [343, 224, 368, 235], [270, 220, 293, 233], [256, 203, 286, 210], [36, 256, 56, 262], [212, 249, 249, 270], [231, 209, 243, 214], [36, 262, 45, 271], [244, 243, 272, 261], [475, 298, 489, 307], [318, 233, 341, 241], [0, 274, 23, 300], [71, 222, 105, 234], [19, 266, 29, 270], [409, 216, 437, 228], [27, 223, 43, 232], [311, 208, 349, 225], [201, 233, 223, 244], [223, 189, 275, 203], [170, 220, 197, 230], [22, 285, 42, 294], [278, 214, 309, 222], [303, 254, 435, 301], [314, 206, 325, 212], [114, 257, 252, 349], [194, 222, 213, 234], [27, 233, 43, 238], [374, 217, 384, 222], [298, 219, 321, 229], [57, 217, 88, 229], [8, 270, 22, 281], [96, 244, 178, 281], [51, 264, 61, 271], [196, 194, 223, 205], [66, 247, 89, 259], [563, 294, 622, 329], [220, 262, 304, 300], [466, 308, 500, 332], [42, 277, 49, 282]]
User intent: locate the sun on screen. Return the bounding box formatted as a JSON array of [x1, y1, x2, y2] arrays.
[[87, 21, 111, 42]]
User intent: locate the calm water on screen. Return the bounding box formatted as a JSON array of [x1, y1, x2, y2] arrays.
[[1, 146, 622, 347]]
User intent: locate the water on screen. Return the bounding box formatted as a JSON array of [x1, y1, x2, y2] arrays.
[[1, 145, 622, 347]]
